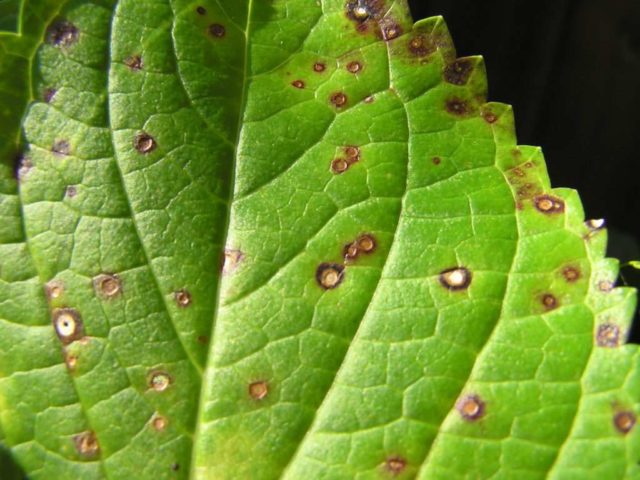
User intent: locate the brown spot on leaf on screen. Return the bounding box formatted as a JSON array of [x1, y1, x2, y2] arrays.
[[291, 80, 305, 89], [174, 290, 192, 308], [52, 140, 70, 156], [197, 335, 209, 345], [482, 110, 498, 124], [456, 394, 485, 421], [445, 98, 470, 116], [196, 6, 206, 15], [148, 371, 172, 392], [344, 146, 360, 160], [408, 35, 434, 57], [346, 0, 383, 23], [347, 61, 362, 73], [65, 185, 77, 198], [344, 234, 377, 261], [208, 23, 226, 38], [534, 195, 565, 214], [330, 92, 348, 108], [93, 274, 122, 299], [316, 263, 345, 290], [223, 249, 244, 274], [384, 456, 407, 476], [134, 132, 156, 154], [597, 323, 621, 348], [151, 414, 168, 432], [511, 168, 525, 178], [344, 242, 360, 261], [73, 431, 99, 458], [439, 267, 472, 291], [444, 59, 474, 85], [47, 20, 78, 48], [64, 350, 78, 372], [331, 158, 349, 174], [598, 280, 614, 292], [380, 19, 402, 41], [45, 280, 64, 301], [541, 293, 558, 311], [52, 308, 84, 345], [171, 463, 180, 471], [357, 234, 376, 253], [249, 380, 269, 400], [562, 266, 581, 283], [614, 411, 636, 434], [432, 156, 441, 165], [313, 62, 326, 72], [124, 55, 143, 70], [43, 88, 57, 103], [16, 157, 33, 180]]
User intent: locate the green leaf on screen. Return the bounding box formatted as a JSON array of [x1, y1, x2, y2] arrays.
[[1, 1, 638, 479]]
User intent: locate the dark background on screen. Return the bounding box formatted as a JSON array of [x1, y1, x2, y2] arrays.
[[408, 0, 640, 341]]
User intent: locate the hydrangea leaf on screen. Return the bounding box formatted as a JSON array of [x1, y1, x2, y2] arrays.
[[0, 1, 638, 479]]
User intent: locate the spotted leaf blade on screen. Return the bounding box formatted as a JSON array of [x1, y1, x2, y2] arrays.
[[0, 1, 638, 479]]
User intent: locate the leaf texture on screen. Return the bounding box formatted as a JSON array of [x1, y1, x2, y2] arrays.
[[0, 1, 638, 479]]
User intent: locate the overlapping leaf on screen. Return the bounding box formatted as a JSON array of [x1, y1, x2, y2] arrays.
[[0, 1, 638, 479]]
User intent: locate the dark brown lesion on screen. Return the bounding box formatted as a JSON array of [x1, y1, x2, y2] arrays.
[[445, 98, 471, 116], [343, 234, 377, 262], [174, 289, 192, 308], [456, 394, 485, 421], [596, 323, 621, 347], [73, 431, 100, 458], [148, 370, 173, 392], [443, 58, 475, 85], [330, 92, 348, 108], [613, 410, 636, 434], [562, 266, 581, 282], [345, 0, 385, 24], [541, 293, 558, 311], [379, 18, 402, 41], [43, 87, 57, 103], [52, 308, 85, 345], [383, 456, 407, 476], [93, 273, 122, 299], [534, 195, 565, 214], [46, 20, 78, 48], [439, 267, 472, 291], [316, 263, 345, 289], [65, 185, 78, 198], [331, 145, 362, 174], [407, 34, 435, 57], [124, 55, 143, 71], [331, 158, 349, 174], [346, 61, 362, 73], [248, 380, 269, 400], [133, 132, 157, 153], [481, 109, 498, 124], [52, 139, 71, 156], [208, 23, 226, 38]]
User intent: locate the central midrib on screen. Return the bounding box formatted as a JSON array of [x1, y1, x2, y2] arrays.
[[188, 0, 255, 477]]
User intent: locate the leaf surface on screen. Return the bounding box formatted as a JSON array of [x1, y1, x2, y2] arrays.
[[0, 1, 638, 479]]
